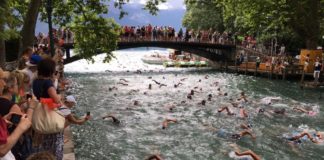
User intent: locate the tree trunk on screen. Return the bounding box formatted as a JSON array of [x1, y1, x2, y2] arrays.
[[0, 38, 5, 68], [305, 0, 320, 49], [20, 0, 42, 57], [0, 1, 7, 68]]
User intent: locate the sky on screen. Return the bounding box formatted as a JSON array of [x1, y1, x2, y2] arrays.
[[36, 0, 186, 33]]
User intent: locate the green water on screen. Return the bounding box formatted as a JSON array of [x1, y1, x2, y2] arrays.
[[65, 51, 324, 160]]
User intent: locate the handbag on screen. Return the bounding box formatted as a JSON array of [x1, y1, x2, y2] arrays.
[[32, 79, 65, 134], [32, 101, 65, 134]]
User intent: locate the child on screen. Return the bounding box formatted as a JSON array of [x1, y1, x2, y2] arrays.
[[59, 95, 90, 127]]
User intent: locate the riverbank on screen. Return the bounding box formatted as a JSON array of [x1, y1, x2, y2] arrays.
[[63, 127, 75, 160]]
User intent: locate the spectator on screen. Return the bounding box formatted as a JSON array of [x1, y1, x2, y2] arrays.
[[32, 58, 63, 160], [18, 47, 33, 70], [59, 95, 90, 127]]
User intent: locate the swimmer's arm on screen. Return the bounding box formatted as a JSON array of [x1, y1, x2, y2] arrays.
[[235, 150, 261, 160], [240, 130, 256, 139], [293, 107, 307, 113], [66, 114, 88, 125], [166, 119, 177, 123]]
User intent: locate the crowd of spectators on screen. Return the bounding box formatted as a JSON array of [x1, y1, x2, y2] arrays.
[[0, 27, 90, 160]]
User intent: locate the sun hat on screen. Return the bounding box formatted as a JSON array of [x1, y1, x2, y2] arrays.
[[66, 95, 77, 104]]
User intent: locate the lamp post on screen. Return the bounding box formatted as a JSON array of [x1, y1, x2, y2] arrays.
[[46, 0, 55, 57]]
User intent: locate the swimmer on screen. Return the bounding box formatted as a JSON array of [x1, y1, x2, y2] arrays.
[[152, 80, 161, 85], [102, 115, 120, 124], [238, 92, 248, 102], [117, 82, 128, 86], [198, 100, 206, 106], [130, 89, 140, 93], [119, 78, 129, 83], [232, 130, 256, 140], [181, 101, 186, 104], [108, 86, 118, 91], [149, 84, 152, 90], [187, 95, 192, 100], [229, 144, 261, 160], [205, 75, 209, 79], [218, 106, 248, 118], [208, 97, 212, 101], [159, 84, 167, 88], [218, 106, 235, 115], [167, 105, 176, 112], [136, 70, 142, 74], [287, 131, 324, 144], [144, 92, 148, 95], [146, 154, 163, 160], [148, 76, 152, 79], [293, 106, 318, 116], [180, 78, 187, 81], [162, 118, 177, 129], [198, 79, 202, 82], [206, 126, 256, 140], [190, 89, 200, 95], [260, 96, 281, 105], [174, 82, 183, 88], [240, 124, 253, 130], [208, 94, 212, 98], [272, 108, 286, 115], [134, 100, 140, 106]]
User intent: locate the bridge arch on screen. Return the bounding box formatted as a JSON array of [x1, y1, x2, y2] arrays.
[[63, 41, 236, 64]]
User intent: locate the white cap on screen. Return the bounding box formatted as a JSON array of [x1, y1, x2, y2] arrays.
[[66, 95, 77, 103]]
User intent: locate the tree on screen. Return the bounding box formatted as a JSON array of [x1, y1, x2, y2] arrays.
[[0, 0, 168, 65], [183, 0, 224, 31]]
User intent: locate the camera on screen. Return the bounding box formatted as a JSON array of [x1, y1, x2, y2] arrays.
[[10, 114, 22, 125]]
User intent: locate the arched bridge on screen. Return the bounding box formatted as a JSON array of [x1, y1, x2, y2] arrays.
[[62, 41, 236, 64]]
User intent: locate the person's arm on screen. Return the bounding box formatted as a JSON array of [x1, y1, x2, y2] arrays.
[[0, 115, 31, 157], [235, 150, 261, 160], [47, 87, 62, 104], [240, 130, 256, 139], [293, 107, 308, 113], [9, 104, 23, 115], [26, 96, 38, 119], [166, 118, 177, 123], [66, 114, 89, 125], [290, 132, 312, 141]]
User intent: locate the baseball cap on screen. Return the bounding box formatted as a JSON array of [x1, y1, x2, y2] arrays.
[[26, 54, 42, 67]]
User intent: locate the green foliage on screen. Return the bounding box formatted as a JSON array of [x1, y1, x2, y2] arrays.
[[72, 16, 120, 63], [0, 0, 23, 40], [1, 0, 167, 62], [183, 0, 323, 49], [183, 0, 224, 31]]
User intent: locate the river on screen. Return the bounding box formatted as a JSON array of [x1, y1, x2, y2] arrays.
[[65, 48, 324, 160]]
